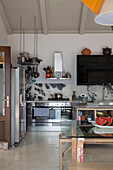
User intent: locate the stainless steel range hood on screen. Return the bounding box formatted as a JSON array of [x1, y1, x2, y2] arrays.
[[54, 52, 63, 78]]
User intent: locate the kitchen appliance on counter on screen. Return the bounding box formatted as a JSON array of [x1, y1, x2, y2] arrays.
[[11, 67, 26, 146], [27, 101, 72, 131]]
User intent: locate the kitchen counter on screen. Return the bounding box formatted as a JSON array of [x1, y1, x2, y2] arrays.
[[26, 100, 87, 105], [26, 100, 88, 103], [26, 100, 73, 103], [26, 100, 113, 110], [26, 100, 113, 105], [87, 100, 113, 107], [26, 100, 88, 108]]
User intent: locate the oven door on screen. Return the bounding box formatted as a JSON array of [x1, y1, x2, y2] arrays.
[[30, 107, 72, 131], [32, 107, 72, 122], [50, 108, 72, 120]]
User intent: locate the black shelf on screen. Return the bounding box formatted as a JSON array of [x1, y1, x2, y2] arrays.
[[17, 62, 39, 65], [77, 55, 113, 85]]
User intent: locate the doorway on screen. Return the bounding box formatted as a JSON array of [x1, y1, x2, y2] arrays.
[[0, 46, 11, 146]]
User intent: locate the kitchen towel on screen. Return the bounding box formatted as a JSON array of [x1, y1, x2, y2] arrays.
[[34, 108, 49, 117]]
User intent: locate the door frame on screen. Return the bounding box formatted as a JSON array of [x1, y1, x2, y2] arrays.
[[0, 46, 11, 146]]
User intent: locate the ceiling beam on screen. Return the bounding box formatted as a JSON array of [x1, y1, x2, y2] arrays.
[[0, 0, 12, 34], [39, 0, 48, 35], [80, 4, 88, 35]]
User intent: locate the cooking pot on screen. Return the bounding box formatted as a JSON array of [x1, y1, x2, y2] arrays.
[[34, 66, 40, 78], [55, 93, 63, 99], [29, 57, 38, 63], [102, 47, 112, 55], [81, 48, 91, 55]]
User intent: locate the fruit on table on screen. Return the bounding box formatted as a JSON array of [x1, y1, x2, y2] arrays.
[[101, 117, 112, 126], [95, 117, 107, 126], [97, 112, 105, 117], [100, 134, 113, 137], [95, 117, 113, 126]]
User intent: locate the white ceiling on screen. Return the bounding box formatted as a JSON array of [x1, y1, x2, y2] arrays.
[[0, 0, 112, 35]]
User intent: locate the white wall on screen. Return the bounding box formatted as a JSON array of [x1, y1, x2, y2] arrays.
[[8, 33, 113, 81], [0, 16, 8, 45]]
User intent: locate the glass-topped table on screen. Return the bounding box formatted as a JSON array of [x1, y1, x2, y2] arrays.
[[59, 120, 113, 170], [60, 120, 113, 138]]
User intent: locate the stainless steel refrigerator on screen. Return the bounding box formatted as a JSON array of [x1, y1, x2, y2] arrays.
[[11, 67, 26, 146]]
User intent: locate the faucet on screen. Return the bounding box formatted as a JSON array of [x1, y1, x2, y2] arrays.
[[102, 85, 106, 100], [88, 92, 97, 101], [87, 85, 97, 101], [106, 84, 113, 93], [102, 84, 110, 100]]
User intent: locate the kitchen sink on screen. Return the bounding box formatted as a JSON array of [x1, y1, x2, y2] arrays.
[[99, 102, 113, 106], [87, 101, 113, 107]]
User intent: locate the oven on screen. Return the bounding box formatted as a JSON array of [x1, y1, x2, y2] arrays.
[[31, 101, 72, 130]]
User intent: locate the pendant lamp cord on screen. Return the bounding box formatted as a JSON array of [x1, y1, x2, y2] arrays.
[[23, 29, 25, 52], [20, 16, 22, 53], [36, 28, 38, 58], [34, 16, 36, 58]]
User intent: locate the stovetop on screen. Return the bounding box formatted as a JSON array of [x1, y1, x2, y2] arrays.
[[48, 98, 70, 101], [35, 98, 71, 107]]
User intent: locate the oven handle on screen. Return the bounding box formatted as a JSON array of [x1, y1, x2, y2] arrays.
[[33, 107, 72, 110], [49, 107, 72, 110]]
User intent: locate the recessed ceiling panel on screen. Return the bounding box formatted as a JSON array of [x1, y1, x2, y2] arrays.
[[46, 0, 82, 32], [1, 0, 42, 32]]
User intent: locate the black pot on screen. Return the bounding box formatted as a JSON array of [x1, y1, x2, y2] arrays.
[[55, 93, 63, 99], [103, 47, 112, 55], [29, 57, 38, 63]]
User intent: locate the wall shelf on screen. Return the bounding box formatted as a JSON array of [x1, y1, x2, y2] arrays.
[[46, 77, 71, 80], [25, 77, 73, 84], [17, 62, 39, 66]]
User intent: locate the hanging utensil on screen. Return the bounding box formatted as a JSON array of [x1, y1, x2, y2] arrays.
[[34, 66, 40, 78], [31, 67, 35, 77]]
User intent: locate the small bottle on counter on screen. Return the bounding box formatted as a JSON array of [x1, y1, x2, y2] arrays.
[[72, 91, 75, 101], [72, 91, 77, 101], [78, 111, 82, 125], [72, 94, 74, 101]]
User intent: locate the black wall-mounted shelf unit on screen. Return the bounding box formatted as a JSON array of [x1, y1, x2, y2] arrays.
[[77, 55, 113, 85]]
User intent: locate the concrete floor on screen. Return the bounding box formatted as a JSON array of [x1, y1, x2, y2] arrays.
[[0, 132, 113, 170]]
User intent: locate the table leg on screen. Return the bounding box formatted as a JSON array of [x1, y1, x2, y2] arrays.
[[72, 138, 77, 162], [77, 138, 84, 163], [59, 135, 62, 170], [59, 134, 72, 170]]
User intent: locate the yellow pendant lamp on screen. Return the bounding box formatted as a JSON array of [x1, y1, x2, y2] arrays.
[[95, 0, 113, 26], [81, 0, 103, 14]]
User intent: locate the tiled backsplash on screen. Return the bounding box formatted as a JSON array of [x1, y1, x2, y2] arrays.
[[26, 83, 72, 100], [26, 83, 113, 101]]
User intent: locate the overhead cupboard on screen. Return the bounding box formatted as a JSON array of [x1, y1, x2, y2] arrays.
[[77, 55, 113, 85]]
